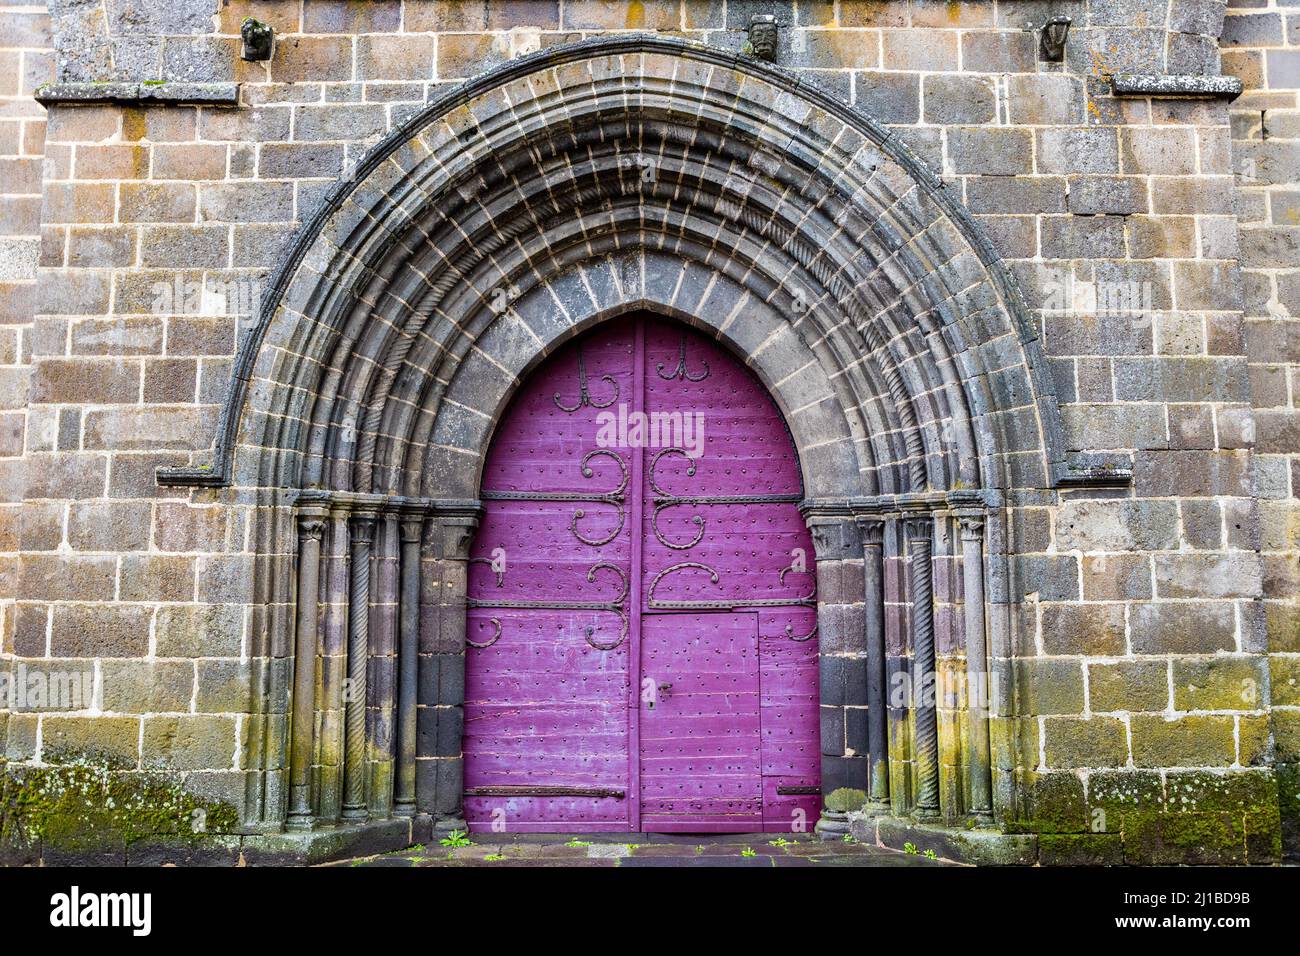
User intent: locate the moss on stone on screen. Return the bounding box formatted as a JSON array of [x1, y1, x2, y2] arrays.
[[824, 787, 866, 812], [1004, 768, 1282, 864], [0, 761, 238, 853]]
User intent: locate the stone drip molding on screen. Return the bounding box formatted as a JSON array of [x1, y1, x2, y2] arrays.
[[1110, 74, 1244, 101], [34, 81, 240, 106]]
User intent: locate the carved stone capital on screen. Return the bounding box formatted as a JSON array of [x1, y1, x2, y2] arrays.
[[399, 512, 426, 545], [297, 515, 326, 542], [855, 514, 886, 548], [432, 505, 482, 561], [902, 512, 934, 544], [350, 510, 378, 543], [802, 508, 861, 561], [958, 514, 986, 541]]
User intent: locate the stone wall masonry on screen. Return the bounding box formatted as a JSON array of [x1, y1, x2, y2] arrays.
[[1223, 0, 1300, 859], [0, 2, 1288, 863], [0, 1, 51, 786]]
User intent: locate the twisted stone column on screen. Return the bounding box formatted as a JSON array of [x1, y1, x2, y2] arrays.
[[906, 513, 940, 820], [959, 513, 993, 821], [342, 510, 376, 821], [858, 513, 890, 813], [287, 507, 326, 830], [394, 510, 424, 817]]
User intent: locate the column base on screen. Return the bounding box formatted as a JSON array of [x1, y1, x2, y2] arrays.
[[283, 814, 319, 833], [860, 799, 892, 817], [433, 815, 468, 836], [813, 811, 853, 840]]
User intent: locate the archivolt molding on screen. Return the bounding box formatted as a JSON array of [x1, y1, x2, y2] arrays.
[[159, 34, 1067, 502]]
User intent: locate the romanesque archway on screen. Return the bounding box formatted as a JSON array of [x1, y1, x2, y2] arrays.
[[166, 36, 1066, 843]]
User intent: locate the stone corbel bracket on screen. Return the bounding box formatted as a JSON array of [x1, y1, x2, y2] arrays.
[[1052, 451, 1134, 489], [35, 81, 240, 107], [1110, 74, 1243, 102]]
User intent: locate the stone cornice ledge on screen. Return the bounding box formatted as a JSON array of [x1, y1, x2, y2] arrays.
[[35, 81, 240, 106], [1111, 74, 1243, 102]]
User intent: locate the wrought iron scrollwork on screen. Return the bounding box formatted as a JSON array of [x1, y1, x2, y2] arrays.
[[648, 447, 802, 550], [646, 561, 816, 611], [468, 561, 629, 651], [482, 448, 628, 549], [467, 618, 502, 649], [657, 334, 710, 382], [784, 621, 818, 642], [554, 346, 619, 412], [469, 556, 505, 588]]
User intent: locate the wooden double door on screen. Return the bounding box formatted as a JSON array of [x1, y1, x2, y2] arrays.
[[464, 316, 820, 832]]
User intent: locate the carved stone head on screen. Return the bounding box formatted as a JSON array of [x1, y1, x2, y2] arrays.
[[241, 17, 274, 62], [748, 15, 778, 63]]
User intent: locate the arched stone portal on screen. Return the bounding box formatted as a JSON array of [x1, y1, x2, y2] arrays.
[[169, 36, 1070, 845]]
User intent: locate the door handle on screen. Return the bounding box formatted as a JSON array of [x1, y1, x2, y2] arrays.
[[657, 682, 672, 693]]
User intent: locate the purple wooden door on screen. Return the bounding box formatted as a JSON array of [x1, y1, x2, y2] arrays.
[[465, 316, 819, 833]]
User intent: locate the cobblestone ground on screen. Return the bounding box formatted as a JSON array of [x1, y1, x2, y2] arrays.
[[333, 833, 951, 868]]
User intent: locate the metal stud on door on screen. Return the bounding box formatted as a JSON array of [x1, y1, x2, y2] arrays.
[[465, 315, 820, 833]]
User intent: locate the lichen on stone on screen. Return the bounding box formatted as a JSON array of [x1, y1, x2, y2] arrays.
[[0, 760, 238, 852]]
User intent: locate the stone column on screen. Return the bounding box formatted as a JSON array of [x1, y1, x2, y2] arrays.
[[881, 512, 911, 815], [286, 506, 327, 830], [857, 512, 890, 814], [804, 504, 866, 835], [959, 512, 994, 822], [394, 508, 425, 817], [905, 511, 940, 820], [341, 509, 376, 822], [315, 508, 352, 822], [368, 511, 400, 817], [418, 503, 480, 833]]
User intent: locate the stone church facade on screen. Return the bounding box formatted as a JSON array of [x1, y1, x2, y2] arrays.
[[0, 1, 1295, 865]]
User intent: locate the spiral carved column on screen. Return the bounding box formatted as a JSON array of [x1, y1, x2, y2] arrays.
[[906, 513, 940, 820], [342, 510, 377, 821]]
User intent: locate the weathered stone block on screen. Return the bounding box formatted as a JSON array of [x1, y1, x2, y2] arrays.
[[1131, 714, 1237, 768], [1008, 74, 1086, 126], [1041, 602, 1126, 656], [853, 71, 919, 123], [1154, 553, 1261, 600], [1014, 658, 1085, 715], [1043, 717, 1129, 769], [948, 128, 1033, 176], [923, 74, 995, 125], [141, 715, 238, 771], [1130, 602, 1237, 654], [42, 716, 140, 768], [1055, 499, 1179, 553], [1089, 660, 1170, 713], [1042, 215, 1127, 260], [155, 604, 245, 658], [67, 500, 152, 552], [1067, 176, 1148, 215], [1037, 128, 1119, 175], [101, 660, 195, 713]]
